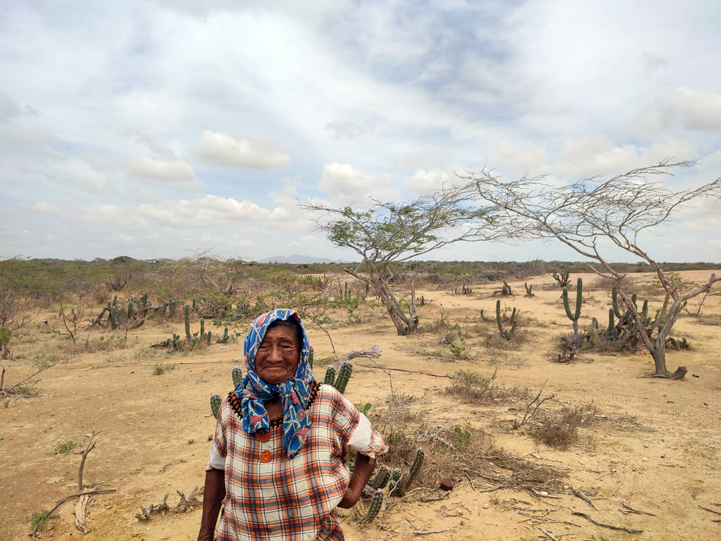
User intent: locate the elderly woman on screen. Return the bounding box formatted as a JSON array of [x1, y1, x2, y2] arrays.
[[198, 309, 388, 541]]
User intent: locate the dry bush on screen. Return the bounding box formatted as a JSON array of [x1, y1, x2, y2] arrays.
[[368, 395, 568, 496], [444, 369, 528, 405], [529, 404, 598, 450]]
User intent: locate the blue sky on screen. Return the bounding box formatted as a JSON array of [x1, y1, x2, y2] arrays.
[[1, 0, 720, 262]]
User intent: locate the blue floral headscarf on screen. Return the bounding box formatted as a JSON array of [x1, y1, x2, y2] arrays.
[[235, 309, 315, 458]]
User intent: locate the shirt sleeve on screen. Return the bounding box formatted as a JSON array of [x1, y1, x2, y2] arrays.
[[206, 397, 228, 471], [334, 389, 389, 459]]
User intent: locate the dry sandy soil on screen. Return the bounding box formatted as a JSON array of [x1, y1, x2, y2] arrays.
[[1, 271, 720, 541]]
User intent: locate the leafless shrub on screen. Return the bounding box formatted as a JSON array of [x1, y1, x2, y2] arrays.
[[0, 288, 39, 330]]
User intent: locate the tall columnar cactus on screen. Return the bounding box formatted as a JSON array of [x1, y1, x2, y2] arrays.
[[308, 346, 314, 369], [495, 300, 517, 341], [112, 294, 118, 307], [401, 448, 425, 495], [218, 326, 229, 344], [361, 489, 384, 523], [184, 304, 191, 342], [206, 330, 212, 344], [563, 277, 583, 344], [334, 362, 353, 393], [232, 366, 243, 387], [110, 306, 120, 330], [210, 394, 222, 419], [140, 291, 148, 307], [169, 298, 176, 318], [200, 318, 205, 340], [127, 300, 135, 320], [323, 366, 336, 385], [606, 308, 616, 339]]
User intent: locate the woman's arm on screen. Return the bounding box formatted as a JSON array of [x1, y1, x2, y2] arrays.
[[337, 453, 376, 508], [197, 467, 225, 541]]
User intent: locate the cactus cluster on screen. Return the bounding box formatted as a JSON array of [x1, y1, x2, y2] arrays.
[[496, 300, 518, 341], [552, 271, 571, 288], [323, 362, 353, 393], [154, 304, 220, 351], [362, 448, 425, 523], [666, 337, 690, 351], [501, 280, 512, 296]]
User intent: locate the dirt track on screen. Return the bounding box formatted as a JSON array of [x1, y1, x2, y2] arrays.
[[1, 271, 720, 541]]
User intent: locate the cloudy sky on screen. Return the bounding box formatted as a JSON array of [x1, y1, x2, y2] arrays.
[[1, 0, 720, 263]]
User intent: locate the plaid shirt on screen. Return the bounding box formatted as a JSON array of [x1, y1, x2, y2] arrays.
[[208, 383, 388, 541]]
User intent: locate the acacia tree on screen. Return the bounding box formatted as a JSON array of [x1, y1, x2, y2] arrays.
[[460, 161, 721, 379], [300, 187, 510, 335]]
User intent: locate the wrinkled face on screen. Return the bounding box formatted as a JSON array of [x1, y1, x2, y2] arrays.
[[255, 326, 300, 384]]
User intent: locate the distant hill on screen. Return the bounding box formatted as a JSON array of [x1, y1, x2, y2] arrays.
[[257, 254, 342, 264]]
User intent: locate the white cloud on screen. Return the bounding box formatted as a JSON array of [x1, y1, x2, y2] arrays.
[[126, 156, 204, 190], [134, 132, 177, 160], [317, 163, 398, 204], [403, 169, 449, 195], [493, 141, 548, 176], [195, 130, 290, 170], [324, 121, 373, 140], [650, 88, 721, 133], [138, 195, 290, 227], [0, 93, 22, 122], [395, 146, 455, 171]]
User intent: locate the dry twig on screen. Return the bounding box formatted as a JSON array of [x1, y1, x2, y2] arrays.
[[620, 501, 656, 516], [30, 489, 116, 537], [571, 511, 643, 534]]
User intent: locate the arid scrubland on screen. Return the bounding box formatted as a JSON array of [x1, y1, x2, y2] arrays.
[[1, 258, 720, 541]]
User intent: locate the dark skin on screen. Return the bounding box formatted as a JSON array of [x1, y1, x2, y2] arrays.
[[197, 325, 377, 541]]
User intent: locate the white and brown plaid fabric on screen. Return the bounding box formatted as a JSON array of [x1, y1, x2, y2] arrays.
[[208, 382, 388, 541]]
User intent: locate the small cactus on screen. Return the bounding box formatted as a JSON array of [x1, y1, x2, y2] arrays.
[[308, 346, 314, 369], [496, 300, 517, 341], [206, 330, 212, 344], [110, 306, 119, 330], [388, 468, 405, 497], [333, 362, 353, 394], [323, 366, 336, 386], [200, 318, 205, 340], [402, 448, 425, 495], [232, 366, 243, 387], [361, 489, 384, 523], [370, 465, 391, 489], [184, 304, 191, 342], [210, 394, 222, 419]]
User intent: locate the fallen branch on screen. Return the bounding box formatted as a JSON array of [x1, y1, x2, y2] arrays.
[[539, 527, 559, 541], [571, 512, 643, 534], [30, 489, 116, 537], [2, 363, 56, 395], [620, 501, 656, 516], [610, 480, 623, 496], [136, 487, 200, 520], [572, 487, 596, 510], [410, 526, 456, 535], [698, 505, 721, 516], [355, 362, 452, 379], [74, 494, 92, 533]]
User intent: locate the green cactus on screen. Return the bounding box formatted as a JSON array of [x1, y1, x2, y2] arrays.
[[388, 468, 405, 497], [141, 291, 148, 307], [127, 300, 135, 319], [370, 465, 391, 489], [562, 277, 583, 344], [552, 271, 570, 287], [110, 306, 119, 330], [334, 362, 353, 394], [308, 346, 314, 369], [112, 294, 118, 307], [169, 298, 176, 318], [200, 318, 205, 340], [218, 326, 230, 344], [495, 300, 517, 341], [361, 489, 384, 523], [232, 366, 243, 387], [184, 304, 191, 342], [557, 337, 576, 362], [402, 448, 425, 495], [210, 394, 222, 419], [606, 308, 616, 339], [172, 332, 179, 349], [159, 300, 167, 317], [480, 309, 492, 322], [206, 330, 212, 344], [501, 280, 512, 296], [323, 366, 336, 386]]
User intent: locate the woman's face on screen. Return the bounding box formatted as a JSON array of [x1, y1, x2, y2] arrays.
[[255, 325, 300, 384]]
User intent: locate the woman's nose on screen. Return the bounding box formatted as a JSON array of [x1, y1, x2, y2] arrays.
[[267, 344, 284, 361]]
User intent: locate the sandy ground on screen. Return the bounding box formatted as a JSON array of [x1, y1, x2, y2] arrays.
[[1, 271, 720, 541]]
